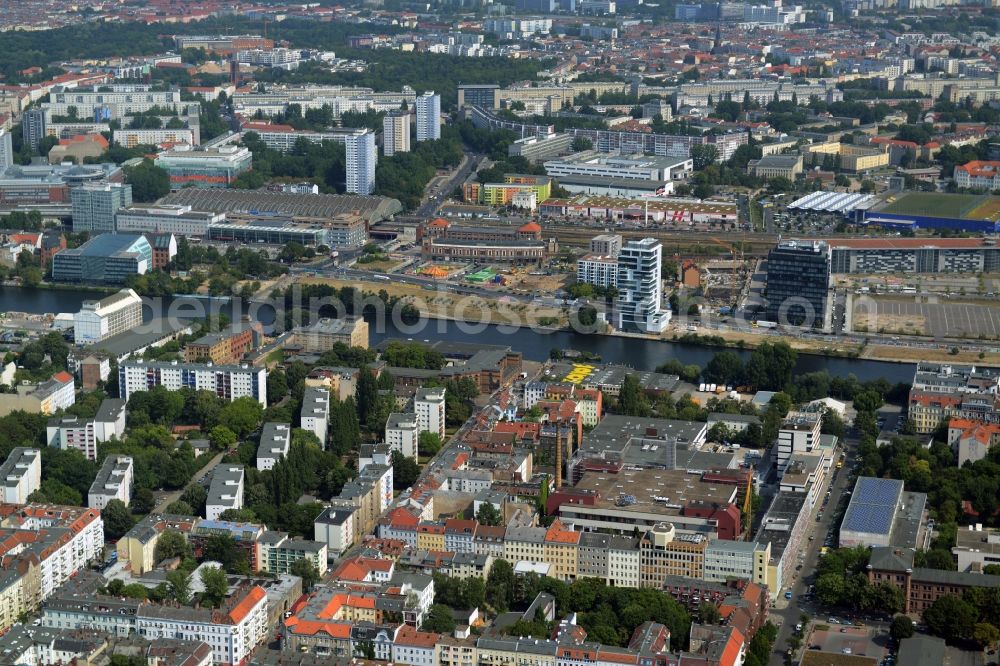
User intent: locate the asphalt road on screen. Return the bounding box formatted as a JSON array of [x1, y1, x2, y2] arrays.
[[768, 437, 857, 665], [152, 451, 226, 514], [415, 152, 483, 218]]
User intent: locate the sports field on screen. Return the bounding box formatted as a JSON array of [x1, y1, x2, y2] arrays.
[[879, 192, 988, 219]]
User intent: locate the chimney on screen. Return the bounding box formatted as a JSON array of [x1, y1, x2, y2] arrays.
[[555, 418, 562, 490]]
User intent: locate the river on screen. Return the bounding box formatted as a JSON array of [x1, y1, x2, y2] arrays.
[[0, 286, 914, 383]]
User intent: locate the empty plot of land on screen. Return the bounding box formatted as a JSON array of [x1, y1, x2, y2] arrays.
[[854, 297, 1000, 339]]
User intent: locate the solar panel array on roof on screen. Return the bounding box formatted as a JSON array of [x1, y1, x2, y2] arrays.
[[841, 476, 904, 536]]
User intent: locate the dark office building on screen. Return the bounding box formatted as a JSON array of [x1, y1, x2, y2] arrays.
[[765, 240, 830, 327], [457, 84, 501, 110], [21, 108, 46, 151]]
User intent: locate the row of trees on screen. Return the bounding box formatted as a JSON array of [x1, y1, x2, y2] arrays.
[[375, 135, 464, 210]]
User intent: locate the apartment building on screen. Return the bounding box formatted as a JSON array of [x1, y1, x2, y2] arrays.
[[293, 317, 369, 352], [383, 110, 411, 156], [257, 532, 329, 576], [113, 128, 196, 148], [639, 523, 707, 587], [576, 533, 641, 588], [385, 413, 419, 459], [119, 360, 267, 406], [314, 507, 356, 558], [45, 584, 269, 666], [88, 455, 134, 509], [576, 254, 618, 289], [909, 362, 1000, 434], [183, 324, 259, 365], [47, 85, 184, 118], [46, 398, 126, 461], [116, 205, 223, 237], [952, 524, 1000, 572], [73, 289, 143, 345], [300, 387, 330, 444], [206, 465, 245, 520], [256, 422, 292, 471], [189, 519, 264, 571], [116, 514, 198, 575], [0, 504, 104, 615], [703, 539, 770, 586], [0, 448, 42, 503], [615, 238, 670, 333], [415, 92, 441, 141], [776, 411, 822, 474], [414, 387, 446, 440], [948, 417, 1000, 466], [335, 464, 394, 544], [345, 130, 377, 195]]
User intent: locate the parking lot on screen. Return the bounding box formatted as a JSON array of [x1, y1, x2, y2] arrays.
[[808, 623, 891, 662], [853, 296, 1000, 339]]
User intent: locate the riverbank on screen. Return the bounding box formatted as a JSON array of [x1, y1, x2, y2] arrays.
[[302, 275, 1000, 367], [0, 282, 916, 382]]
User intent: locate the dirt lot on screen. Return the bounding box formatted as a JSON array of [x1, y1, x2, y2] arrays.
[[298, 276, 568, 327], [506, 271, 572, 294]]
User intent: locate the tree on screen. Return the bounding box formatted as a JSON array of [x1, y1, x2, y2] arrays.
[[690, 144, 718, 170], [890, 615, 914, 641], [164, 500, 194, 515], [392, 450, 420, 490], [131, 487, 155, 514], [693, 181, 715, 200], [290, 558, 321, 591], [418, 431, 442, 457], [422, 604, 457, 633], [217, 397, 263, 437], [200, 566, 229, 608], [860, 179, 876, 193], [102, 499, 134, 540], [697, 601, 720, 624], [218, 508, 257, 523], [923, 595, 978, 642], [571, 136, 593, 151], [974, 623, 1000, 650], [476, 502, 504, 527], [153, 529, 190, 562], [123, 160, 170, 202], [266, 370, 288, 406], [703, 351, 744, 386], [166, 569, 192, 604], [209, 425, 238, 451], [180, 484, 207, 515], [485, 559, 516, 612], [203, 534, 250, 574], [616, 374, 651, 417]]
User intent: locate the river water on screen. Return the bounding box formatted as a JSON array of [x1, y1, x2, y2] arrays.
[[0, 286, 914, 383]]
